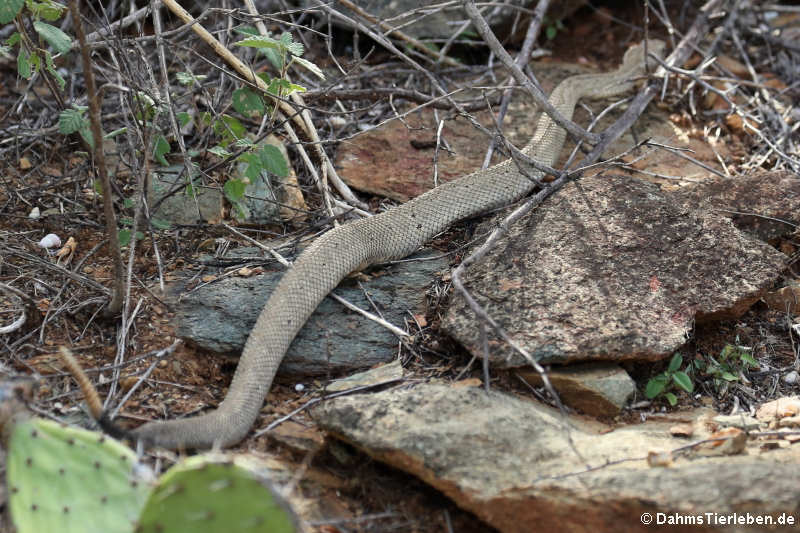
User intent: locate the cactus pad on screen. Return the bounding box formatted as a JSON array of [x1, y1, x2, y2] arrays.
[[136, 454, 298, 533], [6, 418, 151, 533]]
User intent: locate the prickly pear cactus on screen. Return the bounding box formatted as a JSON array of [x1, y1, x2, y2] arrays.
[[6, 418, 151, 533], [136, 454, 299, 533]]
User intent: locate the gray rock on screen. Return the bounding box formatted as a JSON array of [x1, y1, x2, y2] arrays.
[[313, 383, 800, 533], [712, 414, 761, 431], [671, 170, 800, 242], [174, 249, 448, 376], [443, 175, 786, 367], [149, 166, 223, 225], [516, 362, 635, 416]]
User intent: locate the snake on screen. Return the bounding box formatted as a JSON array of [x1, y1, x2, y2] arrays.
[[128, 40, 665, 449]]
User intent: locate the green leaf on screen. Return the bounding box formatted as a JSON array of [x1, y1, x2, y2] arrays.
[[150, 218, 171, 230], [259, 144, 288, 177], [6, 32, 21, 47], [175, 71, 206, 86], [234, 138, 255, 149], [33, 21, 71, 54], [645, 375, 668, 399], [213, 114, 247, 145], [667, 353, 683, 373], [0, 0, 24, 24], [232, 87, 265, 117], [279, 32, 303, 56], [17, 47, 32, 79], [266, 77, 305, 97], [235, 35, 283, 51], [672, 371, 694, 393], [123, 197, 134, 209], [118, 228, 131, 247], [546, 25, 557, 40], [223, 178, 247, 203], [152, 135, 170, 166], [720, 344, 736, 361], [665, 392, 677, 406], [721, 372, 738, 382], [177, 111, 191, 127], [290, 56, 324, 80], [43, 50, 64, 91], [58, 108, 85, 134], [208, 145, 231, 158], [740, 351, 758, 368], [26, 0, 67, 20]]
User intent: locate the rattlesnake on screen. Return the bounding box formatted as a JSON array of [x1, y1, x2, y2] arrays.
[[130, 40, 665, 449]]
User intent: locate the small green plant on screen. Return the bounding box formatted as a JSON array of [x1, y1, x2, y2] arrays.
[[543, 17, 565, 40], [2, 0, 72, 91], [645, 353, 694, 406], [695, 342, 758, 395]]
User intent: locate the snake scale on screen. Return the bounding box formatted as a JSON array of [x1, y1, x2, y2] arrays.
[[130, 40, 664, 449]]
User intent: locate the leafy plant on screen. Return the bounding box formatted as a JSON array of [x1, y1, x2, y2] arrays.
[[695, 342, 758, 395], [543, 17, 565, 40], [645, 353, 694, 406], [58, 105, 93, 147], [3, 0, 72, 91]]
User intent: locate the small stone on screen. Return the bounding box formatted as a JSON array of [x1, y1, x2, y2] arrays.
[[28, 207, 40, 219], [712, 414, 761, 431], [670, 423, 694, 437], [783, 371, 798, 385], [38, 233, 61, 249], [295, 383, 305, 392]]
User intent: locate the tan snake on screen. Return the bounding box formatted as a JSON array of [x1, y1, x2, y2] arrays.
[[130, 40, 664, 449]]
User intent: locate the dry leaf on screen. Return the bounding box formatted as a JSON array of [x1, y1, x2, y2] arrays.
[[19, 157, 31, 169], [56, 237, 77, 265], [452, 378, 483, 388]]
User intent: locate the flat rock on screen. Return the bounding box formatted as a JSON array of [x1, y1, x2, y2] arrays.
[[443, 175, 786, 367], [336, 62, 729, 202], [516, 363, 635, 416], [671, 170, 800, 242], [174, 249, 447, 376], [313, 383, 800, 533]]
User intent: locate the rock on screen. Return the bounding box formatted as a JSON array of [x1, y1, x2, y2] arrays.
[[783, 371, 798, 385], [235, 135, 308, 225], [174, 249, 447, 376], [313, 383, 800, 533], [756, 396, 800, 423], [671, 171, 800, 242], [336, 62, 729, 202], [325, 359, 404, 392], [515, 363, 635, 416], [712, 414, 761, 431], [763, 282, 800, 314], [149, 165, 224, 225], [443, 175, 786, 367], [149, 135, 307, 226]]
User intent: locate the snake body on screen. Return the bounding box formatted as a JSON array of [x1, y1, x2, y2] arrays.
[[132, 41, 663, 449]]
